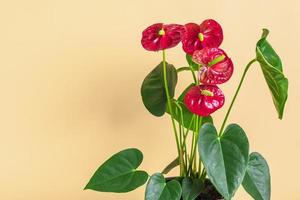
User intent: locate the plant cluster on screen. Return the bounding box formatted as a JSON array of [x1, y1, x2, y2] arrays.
[[85, 19, 288, 200]]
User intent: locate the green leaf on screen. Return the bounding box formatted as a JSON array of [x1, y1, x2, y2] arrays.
[[198, 123, 249, 200], [85, 148, 148, 193], [167, 83, 213, 131], [182, 177, 204, 200], [145, 173, 182, 200], [256, 29, 288, 119], [141, 61, 178, 116], [242, 152, 271, 200], [162, 157, 179, 174], [186, 54, 200, 71]]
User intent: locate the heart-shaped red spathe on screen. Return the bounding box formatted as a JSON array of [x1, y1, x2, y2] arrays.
[[193, 47, 234, 85], [141, 23, 185, 51], [182, 19, 223, 55], [184, 85, 225, 116]]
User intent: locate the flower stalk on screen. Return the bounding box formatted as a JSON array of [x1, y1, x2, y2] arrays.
[[162, 50, 185, 176], [219, 59, 257, 135]]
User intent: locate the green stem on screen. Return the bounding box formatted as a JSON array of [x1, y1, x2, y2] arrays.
[[176, 66, 190, 73], [200, 168, 206, 180], [176, 66, 198, 84], [187, 65, 200, 176], [188, 125, 195, 176], [183, 115, 195, 144], [182, 115, 195, 175], [191, 70, 197, 84], [219, 59, 257, 135], [162, 50, 183, 176], [187, 116, 202, 175], [178, 122, 186, 175], [174, 101, 188, 175], [198, 157, 202, 178], [195, 116, 202, 175]]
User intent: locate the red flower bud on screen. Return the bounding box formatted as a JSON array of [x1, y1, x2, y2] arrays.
[[182, 19, 223, 55], [141, 23, 184, 51], [184, 85, 225, 116], [193, 47, 233, 85]]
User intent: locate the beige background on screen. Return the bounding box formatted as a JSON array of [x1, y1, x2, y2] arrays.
[[0, 0, 299, 199]]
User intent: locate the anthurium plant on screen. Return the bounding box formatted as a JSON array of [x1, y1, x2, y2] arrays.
[[84, 19, 289, 200]]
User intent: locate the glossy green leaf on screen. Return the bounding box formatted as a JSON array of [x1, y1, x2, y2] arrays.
[[162, 157, 179, 174], [145, 173, 182, 200], [186, 54, 200, 71], [85, 148, 148, 193], [167, 84, 213, 131], [182, 177, 204, 200], [242, 152, 271, 200], [256, 29, 288, 119], [198, 123, 249, 200], [141, 61, 178, 116]]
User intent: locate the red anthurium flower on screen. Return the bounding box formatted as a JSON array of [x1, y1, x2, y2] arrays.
[[141, 23, 184, 51], [182, 19, 223, 55], [184, 85, 225, 116], [193, 47, 233, 85]]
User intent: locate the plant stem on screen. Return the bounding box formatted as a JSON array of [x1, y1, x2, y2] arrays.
[[198, 157, 202, 178], [174, 101, 188, 175], [183, 115, 195, 144], [162, 50, 184, 176], [176, 66, 190, 73], [195, 116, 202, 176], [219, 59, 257, 135], [197, 119, 202, 177], [191, 69, 197, 83], [186, 65, 200, 176], [182, 115, 195, 174], [188, 127, 195, 176], [187, 116, 202, 175]]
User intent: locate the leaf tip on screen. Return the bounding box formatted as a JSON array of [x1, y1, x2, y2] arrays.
[[278, 114, 283, 120], [261, 28, 270, 39], [83, 183, 91, 190]]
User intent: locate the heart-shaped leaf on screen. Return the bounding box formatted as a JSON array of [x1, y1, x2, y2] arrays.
[[141, 61, 178, 116], [242, 152, 271, 200], [182, 177, 204, 200], [167, 84, 213, 131], [85, 148, 148, 193], [256, 29, 288, 119], [145, 173, 182, 200], [162, 157, 179, 174], [198, 123, 249, 200]]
